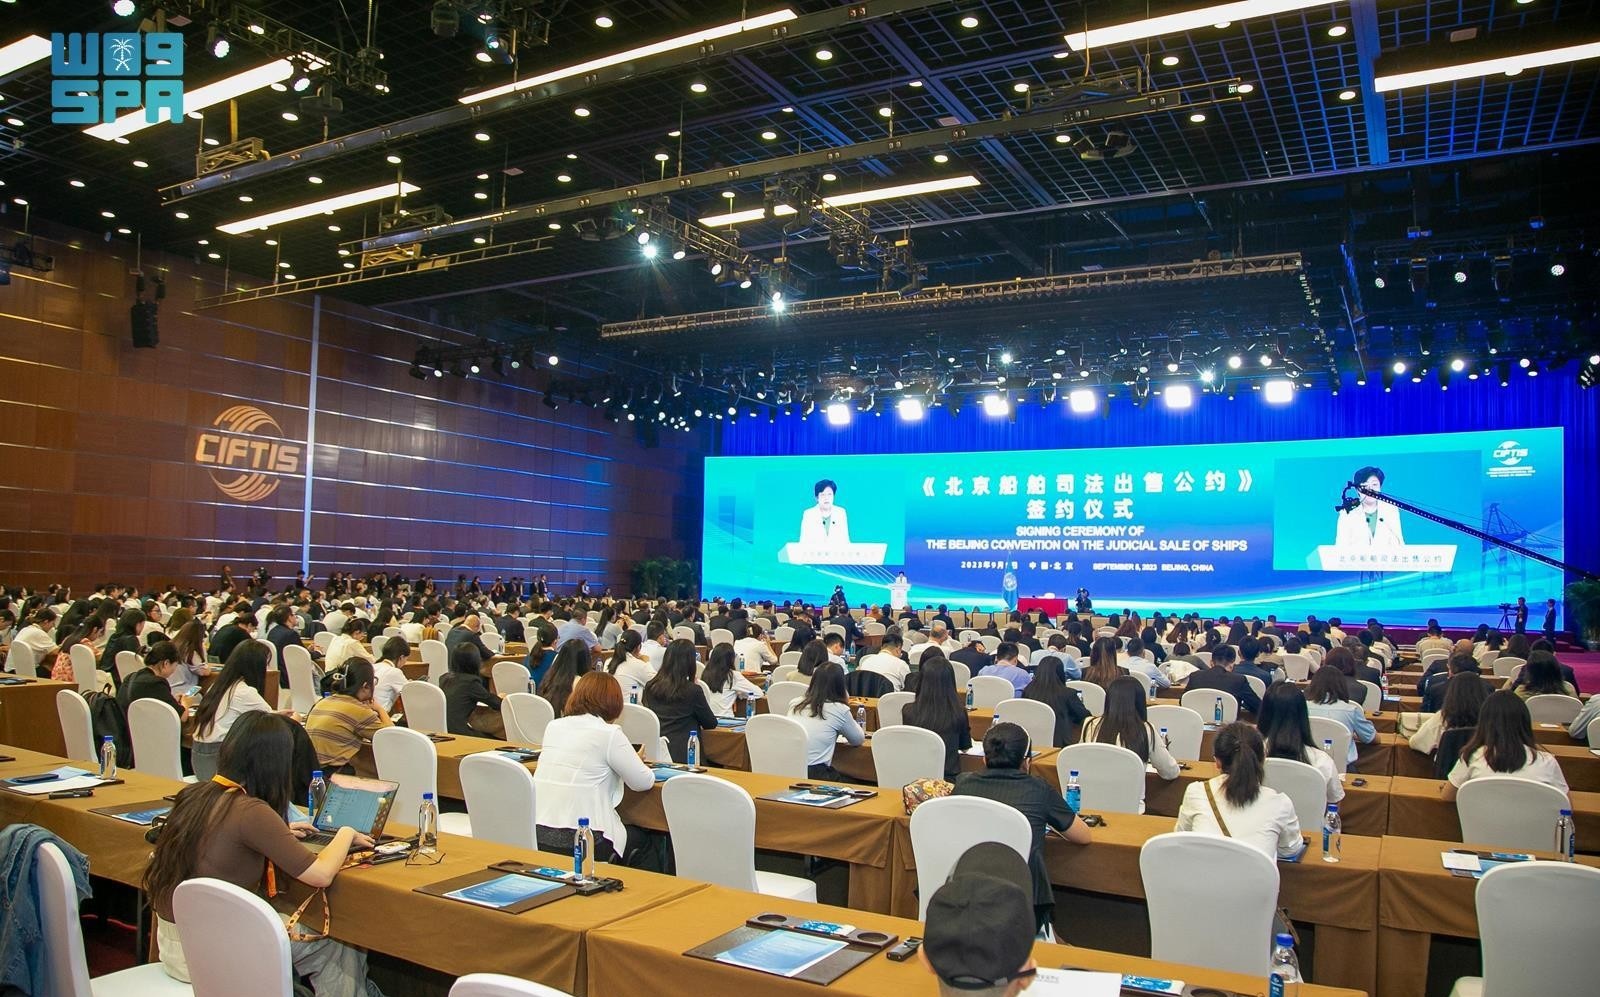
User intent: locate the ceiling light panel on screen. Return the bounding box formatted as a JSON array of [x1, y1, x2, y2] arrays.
[[216, 181, 420, 234]]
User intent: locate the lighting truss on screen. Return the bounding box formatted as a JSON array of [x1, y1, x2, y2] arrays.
[[765, 174, 922, 291], [600, 252, 1303, 338], [157, 1, 387, 91], [636, 202, 763, 276], [0, 239, 55, 274], [1368, 230, 1578, 268]]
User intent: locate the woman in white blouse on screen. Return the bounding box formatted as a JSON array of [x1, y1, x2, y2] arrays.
[[607, 631, 655, 702], [1442, 691, 1570, 801], [1257, 683, 1344, 805], [787, 661, 864, 781], [189, 641, 275, 781], [1176, 723, 1305, 861], [533, 672, 655, 860], [1078, 676, 1179, 812], [700, 644, 764, 718], [1408, 671, 1490, 758]]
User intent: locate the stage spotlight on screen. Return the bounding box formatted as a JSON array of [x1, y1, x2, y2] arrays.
[[738, 276, 753, 289], [1549, 257, 1567, 277], [709, 260, 724, 277], [432, 0, 459, 36], [1590, 353, 1600, 366], [1166, 362, 1179, 373], [1450, 357, 1466, 372], [548, 354, 559, 366], [770, 291, 786, 313], [1392, 360, 1408, 375], [1519, 356, 1531, 368], [207, 24, 230, 58], [825, 401, 851, 426], [636, 230, 651, 245], [999, 350, 1013, 364], [1068, 389, 1096, 414], [672, 248, 686, 260], [641, 242, 657, 259], [1164, 383, 1194, 410], [1452, 267, 1467, 284], [1258, 354, 1272, 367], [112, 0, 136, 15], [469, 361, 481, 374], [1199, 368, 1216, 384], [542, 392, 559, 410], [982, 393, 1010, 418], [896, 397, 925, 421], [1373, 274, 1386, 289], [1227, 354, 1243, 369], [1263, 379, 1295, 404]]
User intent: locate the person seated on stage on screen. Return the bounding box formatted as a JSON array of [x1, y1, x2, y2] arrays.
[[1119, 637, 1171, 691], [732, 621, 778, 672], [1079, 677, 1180, 812], [787, 661, 864, 782], [953, 722, 1090, 932], [641, 639, 718, 763], [1510, 642, 1581, 695], [1182, 644, 1262, 715], [903, 656, 973, 780], [1021, 655, 1090, 747], [305, 659, 392, 774], [858, 633, 911, 691], [1258, 683, 1344, 805], [1305, 660, 1376, 766], [1511, 650, 1577, 700], [533, 672, 656, 861], [1176, 722, 1305, 862], [439, 641, 501, 738], [1420, 650, 1480, 713], [1081, 637, 1124, 691], [1233, 635, 1280, 689], [920, 842, 1042, 994], [701, 644, 765, 718], [978, 642, 1032, 697], [1416, 621, 1453, 658], [116, 640, 191, 720], [1442, 691, 1570, 802], [1410, 671, 1490, 763]]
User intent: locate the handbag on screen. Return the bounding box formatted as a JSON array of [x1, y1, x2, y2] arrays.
[[1202, 779, 1299, 948], [901, 777, 953, 815]]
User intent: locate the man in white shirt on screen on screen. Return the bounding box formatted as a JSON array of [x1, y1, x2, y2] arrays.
[[798, 478, 851, 548], [1334, 465, 1405, 550]]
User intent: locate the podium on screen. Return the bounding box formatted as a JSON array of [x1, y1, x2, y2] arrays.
[[778, 542, 888, 566], [889, 582, 910, 611], [1312, 544, 1459, 573]]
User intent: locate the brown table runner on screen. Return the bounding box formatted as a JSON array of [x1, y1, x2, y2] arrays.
[[1384, 775, 1600, 852], [0, 680, 79, 756]]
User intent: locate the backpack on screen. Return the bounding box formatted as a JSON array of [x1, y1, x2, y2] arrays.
[[85, 691, 133, 767]]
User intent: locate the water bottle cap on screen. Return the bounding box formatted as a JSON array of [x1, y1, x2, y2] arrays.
[[1327, 803, 1339, 811], [1561, 808, 1573, 815], [102, 735, 113, 742], [422, 792, 434, 800], [312, 770, 323, 778], [1069, 769, 1079, 777], [578, 817, 590, 827], [1275, 933, 1294, 946]]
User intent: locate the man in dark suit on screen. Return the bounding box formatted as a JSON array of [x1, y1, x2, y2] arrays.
[[931, 604, 956, 632], [1543, 598, 1558, 643], [1181, 644, 1261, 714], [1514, 597, 1529, 635], [1234, 636, 1280, 688], [208, 613, 256, 664], [727, 608, 751, 641], [445, 614, 495, 662], [951, 636, 994, 675]]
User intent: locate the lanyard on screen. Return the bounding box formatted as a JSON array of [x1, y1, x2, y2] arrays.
[[211, 775, 278, 897]]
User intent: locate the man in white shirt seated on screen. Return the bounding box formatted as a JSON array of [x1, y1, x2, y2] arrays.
[[321, 603, 354, 636], [823, 632, 849, 666], [857, 633, 910, 690], [732, 624, 777, 672], [640, 620, 669, 671], [926, 621, 960, 654]]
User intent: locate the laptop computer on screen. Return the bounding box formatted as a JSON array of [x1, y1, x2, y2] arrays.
[[302, 773, 400, 848]]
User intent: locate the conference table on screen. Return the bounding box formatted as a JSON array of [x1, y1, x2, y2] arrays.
[[0, 676, 72, 755]]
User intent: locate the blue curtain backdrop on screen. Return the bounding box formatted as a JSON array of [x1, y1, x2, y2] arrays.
[[718, 373, 1600, 579]]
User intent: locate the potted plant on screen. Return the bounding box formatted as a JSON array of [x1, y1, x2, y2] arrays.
[[1563, 578, 1600, 650]]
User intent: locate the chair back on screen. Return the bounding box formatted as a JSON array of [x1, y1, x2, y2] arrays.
[[1419, 650, 1449, 667], [115, 650, 143, 682], [776, 650, 802, 672], [1194, 651, 1213, 665], [1280, 653, 1312, 681], [1307, 716, 1353, 773], [1356, 680, 1382, 712], [503, 693, 555, 745], [769, 664, 800, 685], [993, 698, 1057, 749], [312, 631, 336, 653], [845, 670, 895, 698], [4, 641, 37, 674], [372, 726, 438, 820], [909, 796, 1031, 919], [876, 691, 915, 727], [1140, 832, 1278, 976], [1475, 862, 1600, 996], [1525, 694, 1582, 725], [870, 725, 946, 789], [1264, 757, 1329, 830], [1243, 675, 1267, 704], [1065, 681, 1105, 716], [821, 624, 846, 640], [773, 626, 795, 644], [172, 878, 294, 997], [744, 714, 808, 777], [1058, 742, 1147, 814], [253, 638, 278, 672], [978, 635, 1000, 654], [708, 628, 735, 648], [400, 680, 448, 734], [618, 703, 667, 762], [459, 752, 538, 849], [948, 660, 972, 690], [282, 643, 318, 716], [967, 675, 1014, 709], [56, 690, 98, 764], [421, 639, 449, 685], [491, 660, 531, 697], [671, 626, 696, 642], [69, 645, 101, 695], [662, 773, 760, 891], [1457, 775, 1572, 851], [480, 631, 505, 654], [862, 621, 887, 637], [1146, 704, 1205, 761], [36, 841, 98, 997], [766, 681, 809, 718], [1492, 656, 1527, 678], [1180, 688, 1238, 724], [128, 698, 185, 779]]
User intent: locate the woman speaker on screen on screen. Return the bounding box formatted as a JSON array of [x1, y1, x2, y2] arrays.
[[1334, 465, 1406, 550]]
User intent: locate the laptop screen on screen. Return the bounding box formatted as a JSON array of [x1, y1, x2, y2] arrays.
[[312, 774, 398, 836]]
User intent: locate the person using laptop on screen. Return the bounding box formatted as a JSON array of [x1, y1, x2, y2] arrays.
[[305, 659, 393, 773], [143, 712, 381, 994]]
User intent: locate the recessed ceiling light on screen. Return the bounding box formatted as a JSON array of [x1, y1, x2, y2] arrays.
[[782, 105, 794, 112], [1328, 24, 1348, 37], [1012, 81, 1030, 93], [653, 152, 670, 161], [557, 173, 572, 182], [566, 152, 579, 159], [132, 159, 149, 168], [1189, 111, 1207, 122], [1161, 55, 1180, 66], [1338, 89, 1356, 101], [1053, 51, 1069, 59], [1054, 133, 1071, 143], [3, 117, 22, 128], [174, 211, 190, 219], [342, 261, 355, 269], [760, 130, 777, 140], [207, 252, 221, 259], [203, 137, 219, 146], [101, 210, 115, 218], [1504, 67, 1523, 76], [473, 236, 486, 244], [474, 131, 491, 141], [282, 111, 300, 122], [238, 194, 253, 202], [307, 175, 323, 184], [270, 82, 287, 92], [690, 80, 707, 93], [476, 172, 489, 180], [475, 51, 492, 63], [11, 198, 26, 206], [117, 227, 131, 234], [337, 247, 349, 255], [283, 274, 295, 280], [1236, 82, 1255, 94], [821, 172, 837, 181], [197, 238, 209, 245], [264, 238, 276, 245], [815, 48, 833, 61], [385, 154, 402, 164], [877, 106, 892, 117], [69, 179, 85, 188], [933, 153, 949, 163], [960, 15, 979, 29], [573, 106, 590, 117], [667, 129, 681, 138], [278, 261, 291, 268], [909, 79, 924, 87], [473, 191, 488, 199], [327, 224, 340, 232], [1214, 21, 1232, 28], [547, 222, 561, 230], [594, 13, 614, 28]]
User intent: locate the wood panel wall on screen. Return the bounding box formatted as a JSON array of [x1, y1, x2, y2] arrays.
[[0, 219, 702, 592]]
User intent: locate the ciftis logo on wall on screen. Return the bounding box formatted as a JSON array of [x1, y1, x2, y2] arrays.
[[50, 31, 184, 125], [194, 406, 303, 503], [1488, 440, 1535, 479]]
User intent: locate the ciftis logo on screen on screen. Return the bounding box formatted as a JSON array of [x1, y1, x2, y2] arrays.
[[50, 31, 184, 125], [1488, 439, 1535, 479]]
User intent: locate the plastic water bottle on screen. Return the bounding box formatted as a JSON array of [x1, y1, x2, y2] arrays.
[[967, 685, 976, 709], [1322, 804, 1342, 863], [744, 696, 756, 721], [307, 770, 327, 818], [686, 729, 700, 767], [575, 817, 595, 878], [1159, 727, 1170, 750], [628, 689, 639, 705], [855, 703, 867, 730], [1268, 933, 1301, 997], [738, 652, 747, 673], [1378, 667, 1389, 700], [1065, 769, 1081, 813], [1213, 696, 1223, 724], [417, 792, 438, 854], [1322, 738, 1336, 766], [98, 736, 117, 780], [1556, 808, 1576, 861]]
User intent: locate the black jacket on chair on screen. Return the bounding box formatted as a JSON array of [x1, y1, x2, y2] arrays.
[[1183, 667, 1262, 714]]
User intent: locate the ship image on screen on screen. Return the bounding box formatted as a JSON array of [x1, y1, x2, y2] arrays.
[[701, 428, 1564, 626]]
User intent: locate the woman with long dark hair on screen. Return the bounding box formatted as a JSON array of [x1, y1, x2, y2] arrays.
[[191, 640, 274, 781], [1410, 670, 1491, 764], [1176, 722, 1304, 860], [1305, 656, 1376, 766], [1080, 676, 1179, 810], [304, 658, 392, 772], [642, 639, 718, 762], [440, 642, 501, 737], [538, 638, 593, 718], [143, 713, 378, 992], [167, 618, 209, 692], [1514, 651, 1576, 698], [99, 608, 148, 688], [1021, 654, 1090, 747], [1081, 636, 1123, 690], [607, 630, 653, 698], [901, 656, 971, 778], [1442, 691, 1569, 801], [1256, 683, 1343, 804], [788, 661, 863, 781], [796, 639, 830, 678], [701, 643, 764, 718], [47, 619, 107, 686]]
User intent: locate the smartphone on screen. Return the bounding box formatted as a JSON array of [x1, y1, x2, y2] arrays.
[[1352, 777, 1368, 787], [885, 937, 922, 962]]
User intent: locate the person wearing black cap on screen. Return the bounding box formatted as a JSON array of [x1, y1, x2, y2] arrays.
[[921, 842, 1039, 996]]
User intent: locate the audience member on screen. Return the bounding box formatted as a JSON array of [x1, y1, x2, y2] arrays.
[[1175, 722, 1304, 861], [1442, 691, 1570, 801], [903, 656, 973, 778]]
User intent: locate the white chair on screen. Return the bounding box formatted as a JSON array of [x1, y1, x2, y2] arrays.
[[4, 641, 37, 675], [769, 664, 800, 685], [69, 645, 102, 695], [1146, 704, 1205, 761], [821, 624, 846, 640], [372, 727, 468, 834], [1419, 650, 1449, 668], [1457, 776, 1571, 851], [876, 690, 914, 727], [37, 841, 192, 996], [993, 698, 1057, 749], [458, 752, 538, 849], [862, 621, 886, 637], [399, 680, 448, 734], [1281, 653, 1312, 682], [765, 680, 808, 719], [978, 635, 1000, 654], [776, 649, 802, 671], [906, 644, 931, 667], [128, 699, 188, 781], [253, 638, 278, 673], [663, 773, 817, 900], [1308, 716, 1354, 773], [420, 638, 449, 685], [1057, 743, 1146, 814], [744, 714, 808, 777], [1181, 688, 1238, 724], [1492, 656, 1527, 679], [449, 973, 573, 997], [491, 660, 531, 697], [281, 644, 318, 717], [1448, 863, 1600, 997], [949, 660, 972, 690], [115, 650, 143, 682], [967, 674, 1013, 709], [312, 630, 336, 653], [1265, 757, 1330, 831], [618, 702, 669, 762], [671, 626, 696, 642], [480, 631, 505, 654], [502, 692, 554, 744], [1065, 681, 1105, 716], [383, 626, 402, 639], [708, 628, 735, 648], [909, 796, 1031, 919], [1140, 833, 1278, 976], [1525, 694, 1583, 725], [1194, 651, 1213, 665], [772, 627, 795, 645], [870, 725, 946, 789], [1356, 680, 1382, 713], [1243, 675, 1267, 704], [171, 878, 292, 997], [56, 690, 98, 764]]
